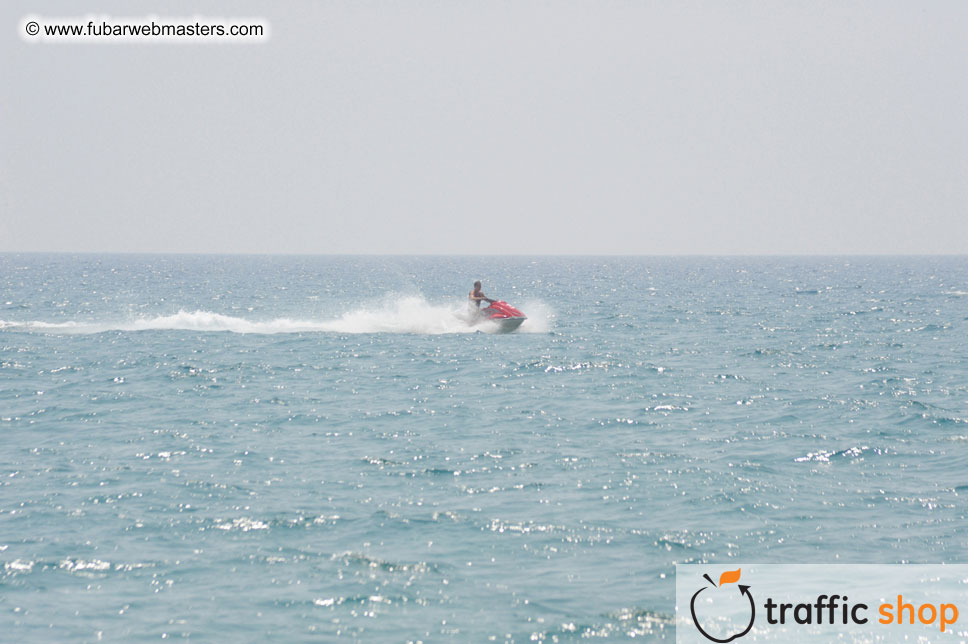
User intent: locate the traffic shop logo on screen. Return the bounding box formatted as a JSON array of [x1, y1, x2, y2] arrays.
[[689, 569, 755, 643]]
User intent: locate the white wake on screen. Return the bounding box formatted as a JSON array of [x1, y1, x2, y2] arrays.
[[0, 296, 553, 335]]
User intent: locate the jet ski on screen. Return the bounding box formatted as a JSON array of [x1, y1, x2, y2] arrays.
[[479, 301, 527, 333]]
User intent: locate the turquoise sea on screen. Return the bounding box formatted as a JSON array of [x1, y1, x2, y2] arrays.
[[2, 255, 966, 642]]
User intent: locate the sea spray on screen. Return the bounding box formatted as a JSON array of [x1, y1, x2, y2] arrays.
[[0, 295, 553, 335]]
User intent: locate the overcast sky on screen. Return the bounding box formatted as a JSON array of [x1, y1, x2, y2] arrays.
[[3, 1, 966, 255]]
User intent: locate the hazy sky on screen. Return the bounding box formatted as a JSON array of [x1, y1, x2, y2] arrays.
[[3, 1, 967, 254]]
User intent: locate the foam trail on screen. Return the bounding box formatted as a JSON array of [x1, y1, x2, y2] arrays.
[[0, 296, 554, 335], [320, 297, 480, 334]]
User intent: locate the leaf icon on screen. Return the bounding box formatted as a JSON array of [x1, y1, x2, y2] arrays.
[[719, 568, 741, 586]]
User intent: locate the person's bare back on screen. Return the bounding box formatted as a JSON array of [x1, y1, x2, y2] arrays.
[[469, 281, 494, 308]]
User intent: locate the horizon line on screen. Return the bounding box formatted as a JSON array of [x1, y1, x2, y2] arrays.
[[2, 251, 968, 258]]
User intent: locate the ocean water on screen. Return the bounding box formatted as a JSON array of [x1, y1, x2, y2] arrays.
[[1, 254, 967, 642]]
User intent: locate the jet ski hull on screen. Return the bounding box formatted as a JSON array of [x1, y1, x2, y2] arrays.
[[479, 301, 527, 333], [490, 316, 526, 333]]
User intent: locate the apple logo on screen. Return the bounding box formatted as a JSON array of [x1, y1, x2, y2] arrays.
[[689, 568, 755, 643]]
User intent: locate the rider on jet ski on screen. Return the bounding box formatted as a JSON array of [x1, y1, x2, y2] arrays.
[[466, 281, 527, 332]]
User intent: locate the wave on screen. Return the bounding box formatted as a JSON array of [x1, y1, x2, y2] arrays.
[[0, 296, 552, 336]]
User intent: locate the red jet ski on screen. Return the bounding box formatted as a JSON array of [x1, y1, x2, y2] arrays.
[[480, 301, 527, 333]]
